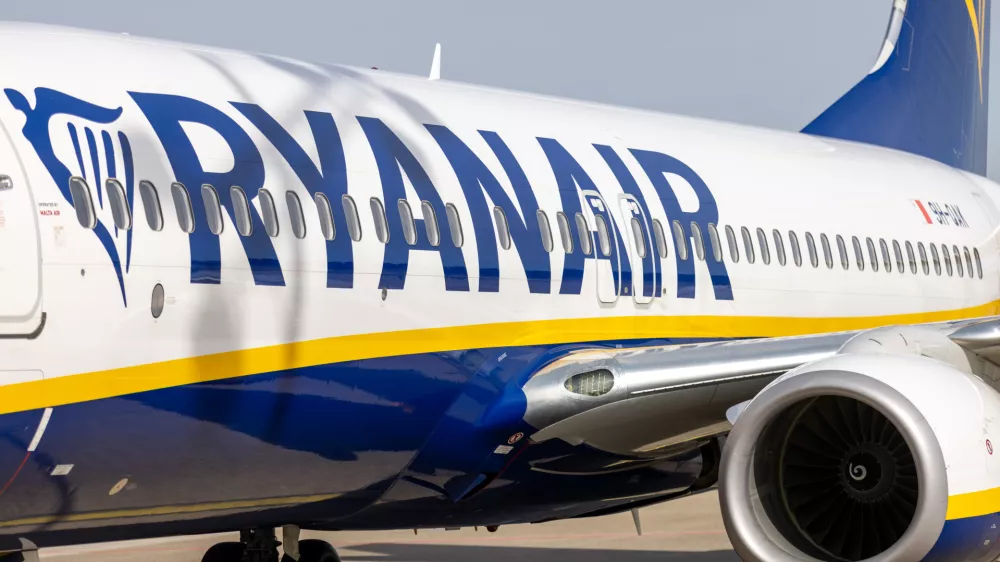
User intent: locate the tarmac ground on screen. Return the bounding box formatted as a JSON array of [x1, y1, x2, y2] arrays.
[[38, 490, 737, 561]]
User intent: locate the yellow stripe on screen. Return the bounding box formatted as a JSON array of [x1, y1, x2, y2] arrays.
[[947, 486, 1000, 520], [1, 300, 996, 416], [0, 493, 339, 529], [965, 0, 986, 102]]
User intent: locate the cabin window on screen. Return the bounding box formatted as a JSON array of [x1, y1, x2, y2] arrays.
[[820, 234, 833, 269], [557, 211, 573, 253], [171, 182, 195, 233], [953, 245, 964, 277], [866, 238, 879, 272], [805, 232, 818, 268], [537, 210, 553, 252], [892, 240, 904, 273], [654, 219, 669, 259], [878, 239, 891, 272], [259, 188, 279, 237], [201, 185, 224, 235], [371, 197, 389, 243], [941, 244, 953, 276], [398, 199, 417, 245], [964, 247, 974, 280], [105, 178, 132, 231], [315, 193, 336, 240], [905, 241, 916, 274], [138, 180, 163, 231], [772, 229, 786, 266], [69, 176, 97, 229], [395, 200, 416, 245], [595, 215, 612, 256], [673, 220, 688, 261], [918, 242, 930, 275], [342, 195, 361, 241], [788, 231, 802, 267], [286, 191, 307, 239], [975, 248, 983, 279], [493, 206, 512, 250], [836, 235, 849, 270], [852, 236, 865, 271], [691, 222, 706, 261], [741, 226, 755, 264], [422, 201, 441, 247], [576, 213, 593, 256], [929, 243, 941, 275], [446, 203, 463, 247], [707, 223, 722, 262], [231, 186, 253, 236], [631, 218, 647, 258], [725, 225, 739, 263], [756, 228, 771, 265]]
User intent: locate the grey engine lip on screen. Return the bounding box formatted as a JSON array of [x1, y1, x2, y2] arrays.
[[719, 369, 948, 562]]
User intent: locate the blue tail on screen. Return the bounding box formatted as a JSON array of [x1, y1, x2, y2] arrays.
[[803, 0, 990, 175]]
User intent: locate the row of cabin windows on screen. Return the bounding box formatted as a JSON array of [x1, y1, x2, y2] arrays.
[[71, 177, 643, 257], [68, 177, 985, 280], [713, 225, 983, 280]]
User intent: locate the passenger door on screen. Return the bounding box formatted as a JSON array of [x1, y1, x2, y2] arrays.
[[581, 190, 619, 304], [618, 195, 654, 305], [0, 124, 42, 336]]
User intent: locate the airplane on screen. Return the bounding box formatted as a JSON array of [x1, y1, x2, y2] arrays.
[[0, 0, 998, 560]]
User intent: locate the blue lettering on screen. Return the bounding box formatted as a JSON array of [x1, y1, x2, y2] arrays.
[[358, 117, 469, 292], [538, 138, 631, 296], [630, 149, 733, 300], [427, 126, 550, 294], [234, 103, 354, 288], [129, 93, 284, 286], [594, 144, 661, 298]]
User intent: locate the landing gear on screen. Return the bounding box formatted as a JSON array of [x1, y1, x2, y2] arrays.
[[299, 539, 341, 562], [240, 528, 281, 562], [202, 541, 246, 562], [200, 526, 340, 562]]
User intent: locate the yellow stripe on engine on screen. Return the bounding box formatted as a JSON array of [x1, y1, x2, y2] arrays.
[[0, 300, 997, 416]]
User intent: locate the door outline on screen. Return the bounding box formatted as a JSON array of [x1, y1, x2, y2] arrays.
[[618, 194, 654, 305], [0, 118, 43, 337], [581, 190, 619, 304]]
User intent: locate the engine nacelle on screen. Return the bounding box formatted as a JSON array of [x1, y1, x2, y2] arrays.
[[720, 328, 1000, 562]]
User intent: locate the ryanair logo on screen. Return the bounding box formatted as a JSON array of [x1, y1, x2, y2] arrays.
[[4, 88, 737, 307], [966, 0, 988, 102]]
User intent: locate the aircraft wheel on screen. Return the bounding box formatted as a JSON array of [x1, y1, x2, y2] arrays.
[[201, 541, 245, 562], [298, 539, 341, 562]]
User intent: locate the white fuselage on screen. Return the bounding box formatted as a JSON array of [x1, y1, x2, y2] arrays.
[[0, 22, 993, 548], [0, 22, 991, 413]]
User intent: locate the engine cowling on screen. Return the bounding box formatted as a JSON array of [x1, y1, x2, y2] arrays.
[[720, 327, 1000, 562]]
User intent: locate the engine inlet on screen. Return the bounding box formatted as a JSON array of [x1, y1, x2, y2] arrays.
[[773, 397, 918, 561]]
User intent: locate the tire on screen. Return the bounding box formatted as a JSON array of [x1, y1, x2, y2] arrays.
[[202, 541, 246, 562], [299, 539, 341, 562]]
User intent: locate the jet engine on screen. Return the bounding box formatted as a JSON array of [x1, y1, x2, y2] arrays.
[[719, 327, 1000, 562]]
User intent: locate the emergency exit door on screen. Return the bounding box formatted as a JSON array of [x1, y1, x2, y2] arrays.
[[581, 190, 619, 304]]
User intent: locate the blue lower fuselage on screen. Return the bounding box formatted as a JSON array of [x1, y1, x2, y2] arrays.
[[0, 338, 706, 549]]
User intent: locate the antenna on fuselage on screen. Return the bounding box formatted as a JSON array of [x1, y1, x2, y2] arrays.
[[429, 43, 442, 80]]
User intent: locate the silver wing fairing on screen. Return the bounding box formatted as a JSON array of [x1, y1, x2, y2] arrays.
[[521, 317, 1000, 458]]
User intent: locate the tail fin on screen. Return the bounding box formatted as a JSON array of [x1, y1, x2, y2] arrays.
[[802, 0, 990, 175]]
